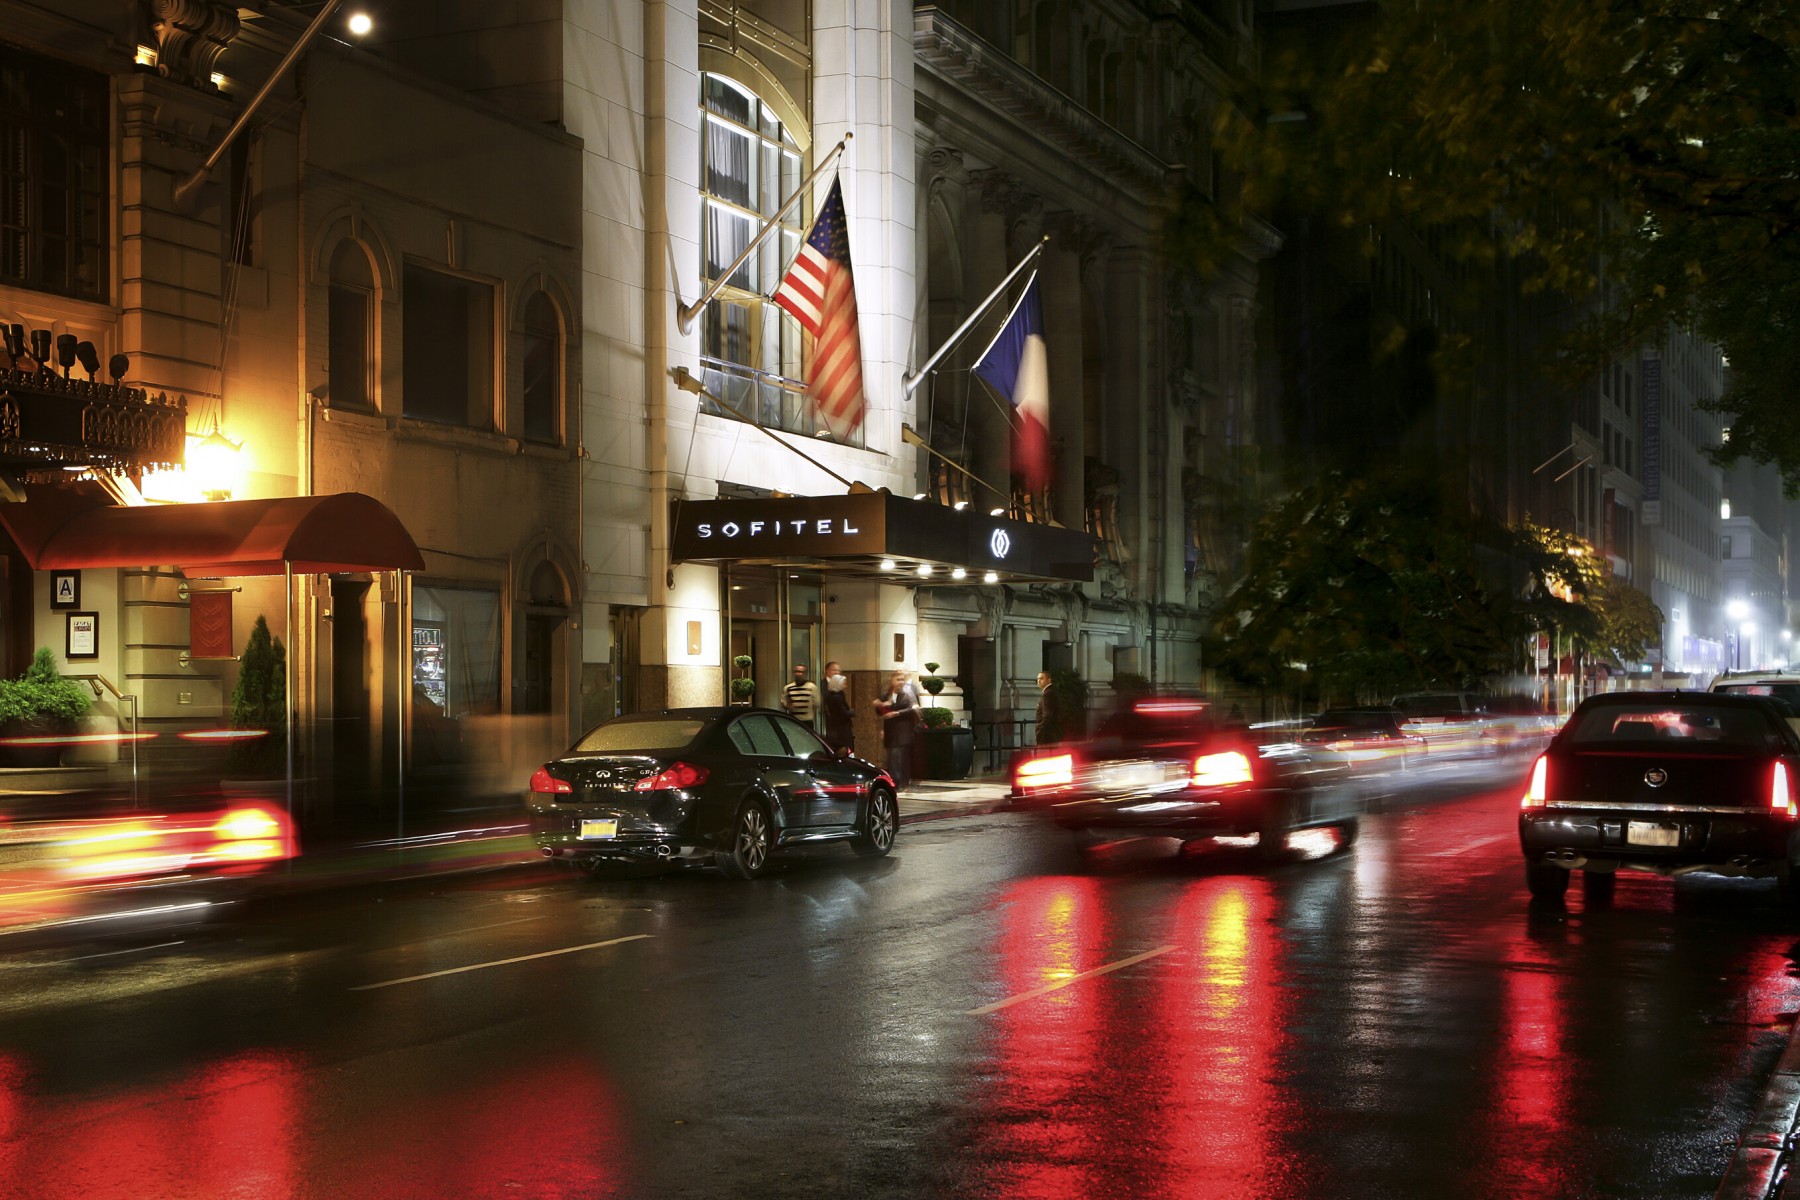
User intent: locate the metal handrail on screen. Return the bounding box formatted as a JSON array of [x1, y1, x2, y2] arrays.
[[68, 674, 140, 808]]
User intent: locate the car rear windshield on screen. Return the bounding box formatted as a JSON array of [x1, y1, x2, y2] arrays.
[[571, 717, 707, 754], [1312, 710, 1397, 730], [1097, 702, 1216, 741], [1394, 695, 1470, 718], [1716, 683, 1800, 709], [1564, 703, 1772, 747]]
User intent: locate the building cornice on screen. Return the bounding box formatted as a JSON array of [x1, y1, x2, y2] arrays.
[[913, 7, 1178, 196]]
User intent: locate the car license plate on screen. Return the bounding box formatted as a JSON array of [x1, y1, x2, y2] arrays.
[[1627, 821, 1680, 847], [1099, 763, 1157, 791], [579, 818, 619, 840]]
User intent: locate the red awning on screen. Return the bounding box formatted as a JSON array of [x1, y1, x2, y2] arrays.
[[0, 489, 425, 577]]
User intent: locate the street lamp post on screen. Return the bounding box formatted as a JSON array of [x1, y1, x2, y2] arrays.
[[1728, 600, 1750, 672]]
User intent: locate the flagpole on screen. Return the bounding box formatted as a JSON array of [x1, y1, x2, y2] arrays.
[[901, 236, 1047, 397], [669, 366, 862, 491], [677, 132, 853, 334]]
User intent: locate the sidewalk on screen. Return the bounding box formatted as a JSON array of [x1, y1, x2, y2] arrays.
[[896, 776, 1012, 822], [265, 773, 1016, 896]]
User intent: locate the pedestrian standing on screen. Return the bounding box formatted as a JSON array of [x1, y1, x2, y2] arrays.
[[1035, 670, 1066, 745], [875, 668, 919, 788], [822, 659, 855, 753], [783, 663, 820, 729]]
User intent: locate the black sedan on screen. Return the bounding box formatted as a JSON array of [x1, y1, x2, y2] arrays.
[[525, 707, 898, 879], [1299, 706, 1427, 773], [1009, 697, 1361, 858], [1518, 691, 1800, 904]]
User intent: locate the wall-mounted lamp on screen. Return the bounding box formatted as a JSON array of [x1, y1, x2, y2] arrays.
[[187, 416, 243, 502]]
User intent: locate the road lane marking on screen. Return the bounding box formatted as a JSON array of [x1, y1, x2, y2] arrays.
[[350, 933, 652, 991], [1424, 833, 1514, 857], [0, 940, 185, 968], [964, 945, 1178, 1016]]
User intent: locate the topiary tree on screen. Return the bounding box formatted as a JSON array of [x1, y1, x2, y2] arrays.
[[730, 654, 755, 703], [919, 662, 946, 704], [229, 616, 286, 776]]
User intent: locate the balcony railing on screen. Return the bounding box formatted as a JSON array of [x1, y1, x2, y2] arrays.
[[0, 342, 187, 481]]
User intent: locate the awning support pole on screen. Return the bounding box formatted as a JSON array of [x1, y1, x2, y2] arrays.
[[284, 561, 295, 864]]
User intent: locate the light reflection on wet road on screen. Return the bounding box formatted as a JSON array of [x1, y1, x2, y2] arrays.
[[0, 766, 1796, 1199]]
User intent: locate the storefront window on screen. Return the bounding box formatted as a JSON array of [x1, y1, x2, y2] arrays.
[[412, 585, 500, 720]]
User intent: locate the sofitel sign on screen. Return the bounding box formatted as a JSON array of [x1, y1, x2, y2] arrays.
[[695, 516, 862, 541], [669, 491, 1093, 583], [671, 493, 888, 561]]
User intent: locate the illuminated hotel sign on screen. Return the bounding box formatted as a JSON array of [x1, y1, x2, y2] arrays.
[[695, 516, 863, 540], [670, 492, 1092, 582]]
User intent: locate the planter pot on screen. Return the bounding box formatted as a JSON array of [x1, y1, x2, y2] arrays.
[[917, 726, 974, 780], [0, 721, 72, 769]]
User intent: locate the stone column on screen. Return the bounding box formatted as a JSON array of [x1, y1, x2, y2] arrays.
[[1042, 215, 1087, 529]]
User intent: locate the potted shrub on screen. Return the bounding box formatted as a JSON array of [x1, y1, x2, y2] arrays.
[[916, 663, 973, 780], [730, 655, 755, 705], [227, 616, 287, 780], [0, 647, 92, 767], [1044, 667, 1090, 743]]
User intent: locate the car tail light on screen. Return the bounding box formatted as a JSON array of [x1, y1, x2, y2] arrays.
[[635, 761, 710, 791], [1014, 753, 1074, 791], [1192, 750, 1254, 787], [209, 803, 294, 864], [1521, 755, 1548, 808], [1773, 762, 1796, 819], [529, 766, 572, 795]]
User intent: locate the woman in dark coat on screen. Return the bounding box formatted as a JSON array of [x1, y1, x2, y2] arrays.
[[822, 662, 855, 753]]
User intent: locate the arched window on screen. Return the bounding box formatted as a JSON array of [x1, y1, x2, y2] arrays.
[[698, 72, 820, 438], [521, 291, 559, 443], [328, 241, 374, 411]]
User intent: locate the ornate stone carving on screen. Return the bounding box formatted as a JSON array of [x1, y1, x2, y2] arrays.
[[1046, 212, 1108, 261], [972, 170, 1037, 224], [148, 0, 240, 91]]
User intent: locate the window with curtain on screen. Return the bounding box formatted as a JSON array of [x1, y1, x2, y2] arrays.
[[698, 72, 822, 438], [0, 45, 106, 302], [412, 585, 501, 720]]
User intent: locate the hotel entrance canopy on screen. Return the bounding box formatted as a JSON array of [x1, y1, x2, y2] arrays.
[[670, 492, 1093, 583], [0, 487, 426, 577]]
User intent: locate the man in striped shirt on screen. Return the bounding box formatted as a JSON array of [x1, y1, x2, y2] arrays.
[[783, 664, 820, 730]]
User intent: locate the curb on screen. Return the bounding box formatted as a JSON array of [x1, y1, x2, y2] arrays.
[[1717, 1016, 1800, 1199]]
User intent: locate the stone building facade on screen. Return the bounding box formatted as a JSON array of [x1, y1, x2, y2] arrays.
[[0, 2, 583, 826]]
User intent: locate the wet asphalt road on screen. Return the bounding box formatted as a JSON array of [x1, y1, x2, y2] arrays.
[[1, 764, 1798, 1199]]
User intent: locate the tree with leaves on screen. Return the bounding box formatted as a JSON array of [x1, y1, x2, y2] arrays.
[[1200, 0, 1800, 483], [1206, 469, 1597, 706]]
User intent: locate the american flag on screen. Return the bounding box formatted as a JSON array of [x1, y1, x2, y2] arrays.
[[772, 177, 865, 442]]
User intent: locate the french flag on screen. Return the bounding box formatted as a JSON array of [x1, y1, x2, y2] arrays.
[[973, 273, 1050, 493]]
